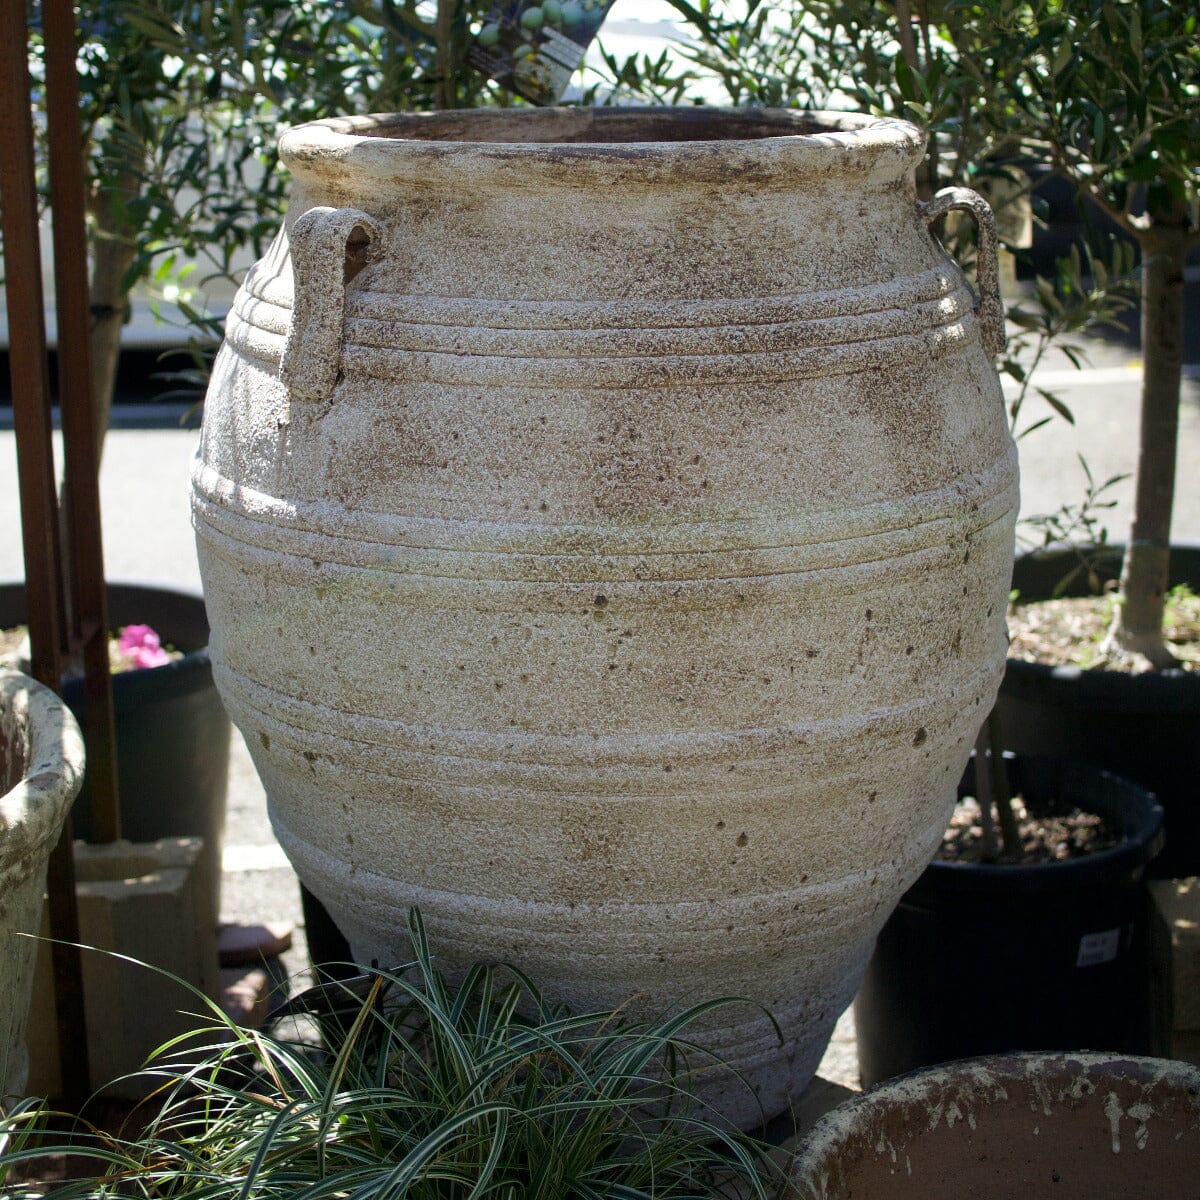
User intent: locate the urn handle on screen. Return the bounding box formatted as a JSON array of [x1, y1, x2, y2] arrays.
[[279, 206, 384, 403], [919, 187, 1006, 359]]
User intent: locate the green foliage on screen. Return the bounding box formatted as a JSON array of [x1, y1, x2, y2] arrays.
[[31, 1, 504, 343], [969, 0, 1200, 227], [968, 0, 1198, 657], [1018, 453, 1127, 595], [1164, 584, 1200, 657], [638, 0, 1199, 223], [0, 911, 783, 1198], [604, 1, 1149, 439], [1002, 241, 1137, 439], [604, 0, 1196, 655]]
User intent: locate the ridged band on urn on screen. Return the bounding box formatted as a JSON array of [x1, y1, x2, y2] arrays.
[[193, 107, 1018, 1128]]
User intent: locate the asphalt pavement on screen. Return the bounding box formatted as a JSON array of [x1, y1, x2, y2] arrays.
[[1, 283, 1197, 1094]]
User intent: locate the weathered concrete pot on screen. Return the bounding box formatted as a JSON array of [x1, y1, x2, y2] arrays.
[[193, 107, 1018, 1126], [791, 1053, 1200, 1197], [0, 669, 85, 1100]]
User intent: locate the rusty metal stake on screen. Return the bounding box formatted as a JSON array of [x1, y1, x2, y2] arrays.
[[0, 2, 67, 692], [0, 0, 125, 1105], [44, 0, 121, 846], [0, 0, 90, 1105]]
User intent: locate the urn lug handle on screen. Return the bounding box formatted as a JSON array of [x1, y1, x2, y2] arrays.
[[920, 187, 1006, 359], [279, 206, 384, 403]]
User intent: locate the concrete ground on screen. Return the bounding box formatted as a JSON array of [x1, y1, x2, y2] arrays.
[[1, 289, 1197, 1104]]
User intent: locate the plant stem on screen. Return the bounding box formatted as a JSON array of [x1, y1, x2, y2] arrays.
[[893, 0, 919, 72], [1105, 212, 1188, 666], [893, 0, 934, 201], [972, 724, 1000, 861], [435, 0, 460, 110], [87, 158, 142, 465], [987, 719, 1020, 858], [975, 719, 1019, 860]]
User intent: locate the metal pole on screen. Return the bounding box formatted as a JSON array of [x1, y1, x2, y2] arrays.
[[0, 1, 66, 691], [44, 0, 121, 845], [0, 0, 91, 1104]]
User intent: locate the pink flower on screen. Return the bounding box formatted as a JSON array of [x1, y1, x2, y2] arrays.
[[118, 624, 172, 669]]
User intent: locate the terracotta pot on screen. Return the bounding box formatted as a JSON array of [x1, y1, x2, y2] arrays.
[[791, 1052, 1200, 1198], [0, 669, 85, 1099], [193, 107, 1018, 1126]]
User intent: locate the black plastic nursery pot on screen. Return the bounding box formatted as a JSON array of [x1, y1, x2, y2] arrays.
[[0, 581, 231, 920], [853, 753, 1167, 1088], [995, 544, 1200, 879]]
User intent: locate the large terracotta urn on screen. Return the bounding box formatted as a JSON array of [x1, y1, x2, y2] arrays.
[[193, 107, 1018, 1126], [0, 668, 85, 1099]]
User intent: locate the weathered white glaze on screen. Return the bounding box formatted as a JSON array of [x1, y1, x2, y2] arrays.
[[193, 108, 1018, 1127], [0, 669, 85, 1099]]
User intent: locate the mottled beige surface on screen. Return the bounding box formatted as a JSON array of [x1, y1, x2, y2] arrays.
[[194, 107, 1018, 1127], [790, 1053, 1200, 1198], [0, 669, 85, 1100]]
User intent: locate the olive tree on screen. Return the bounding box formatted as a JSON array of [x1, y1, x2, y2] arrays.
[[621, 0, 1194, 667], [34, 0, 500, 458], [603, 1, 1135, 435], [966, 0, 1199, 665]]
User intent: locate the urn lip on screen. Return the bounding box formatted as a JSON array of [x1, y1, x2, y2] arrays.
[[278, 106, 926, 187], [0, 667, 85, 877]]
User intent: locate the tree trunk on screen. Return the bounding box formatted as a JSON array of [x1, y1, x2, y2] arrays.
[[86, 159, 142, 465], [435, 0, 460, 110], [1105, 214, 1188, 667]]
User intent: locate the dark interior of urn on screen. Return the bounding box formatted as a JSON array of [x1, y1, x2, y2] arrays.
[[813, 1067, 1200, 1199], [357, 107, 838, 143]]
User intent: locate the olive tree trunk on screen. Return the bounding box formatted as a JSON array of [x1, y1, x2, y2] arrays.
[[86, 159, 142, 465], [435, 0, 461, 110], [1105, 215, 1189, 667]]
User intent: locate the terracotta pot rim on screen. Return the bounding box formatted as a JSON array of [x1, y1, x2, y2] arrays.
[[794, 1051, 1200, 1190], [279, 106, 926, 184], [829, 1047, 1200, 1101]]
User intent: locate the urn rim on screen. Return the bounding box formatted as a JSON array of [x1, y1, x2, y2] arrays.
[[278, 106, 926, 186], [0, 667, 85, 880]]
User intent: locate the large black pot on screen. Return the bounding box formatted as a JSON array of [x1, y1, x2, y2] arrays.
[[853, 754, 1167, 1088], [995, 544, 1200, 878], [0, 582, 230, 920]]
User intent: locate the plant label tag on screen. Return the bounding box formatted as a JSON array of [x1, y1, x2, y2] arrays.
[[468, 1, 619, 105], [1076, 928, 1121, 967]]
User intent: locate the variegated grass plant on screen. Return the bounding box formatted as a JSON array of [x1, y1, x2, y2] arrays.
[[0, 910, 784, 1198]]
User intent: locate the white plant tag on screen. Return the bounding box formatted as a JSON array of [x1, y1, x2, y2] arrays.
[[468, 1, 619, 104], [1077, 928, 1121, 967]]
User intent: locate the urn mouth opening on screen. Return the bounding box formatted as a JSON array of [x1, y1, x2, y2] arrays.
[[298, 106, 901, 145], [279, 107, 925, 182]]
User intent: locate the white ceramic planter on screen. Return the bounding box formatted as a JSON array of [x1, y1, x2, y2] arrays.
[[194, 108, 1018, 1126], [0, 668, 85, 1100]]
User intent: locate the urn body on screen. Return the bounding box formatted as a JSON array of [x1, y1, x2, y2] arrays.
[[194, 108, 1018, 1126]]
